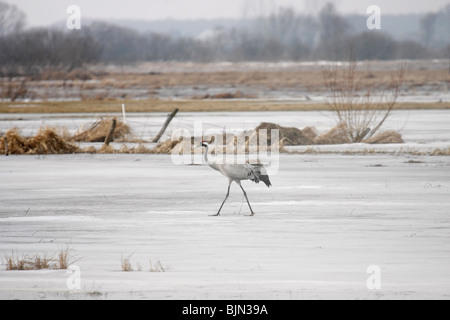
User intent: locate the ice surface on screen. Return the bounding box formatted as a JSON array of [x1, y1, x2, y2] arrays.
[[0, 110, 449, 299], [1, 152, 449, 300]]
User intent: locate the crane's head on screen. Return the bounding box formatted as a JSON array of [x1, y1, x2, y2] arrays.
[[201, 140, 209, 148]]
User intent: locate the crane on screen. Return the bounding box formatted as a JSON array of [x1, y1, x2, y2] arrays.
[[201, 140, 271, 216]]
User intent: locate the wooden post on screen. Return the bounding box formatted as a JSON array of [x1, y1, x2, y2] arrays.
[[104, 119, 117, 146], [3, 137, 8, 156], [122, 104, 126, 123], [152, 108, 179, 143]]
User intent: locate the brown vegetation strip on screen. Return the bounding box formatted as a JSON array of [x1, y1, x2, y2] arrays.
[[0, 100, 448, 114], [1, 124, 446, 156], [0, 120, 406, 156], [28, 68, 450, 91]]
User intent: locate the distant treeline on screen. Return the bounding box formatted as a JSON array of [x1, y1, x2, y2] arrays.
[[0, 3, 449, 76]]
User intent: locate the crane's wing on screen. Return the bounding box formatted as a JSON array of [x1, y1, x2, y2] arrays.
[[249, 163, 272, 188], [220, 163, 272, 188]]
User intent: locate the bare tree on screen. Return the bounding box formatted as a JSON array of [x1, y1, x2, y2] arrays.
[[316, 3, 350, 60], [322, 58, 405, 143], [347, 32, 396, 61], [0, 1, 26, 36], [420, 12, 438, 46], [0, 28, 99, 77]]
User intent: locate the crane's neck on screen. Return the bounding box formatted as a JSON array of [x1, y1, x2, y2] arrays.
[[203, 145, 210, 163], [203, 145, 220, 171]]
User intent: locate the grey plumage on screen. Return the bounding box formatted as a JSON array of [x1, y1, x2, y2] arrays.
[[245, 163, 272, 187], [201, 141, 271, 216]]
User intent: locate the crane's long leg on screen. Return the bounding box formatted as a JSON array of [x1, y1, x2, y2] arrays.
[[238, 183, 255, 216], [211, 181, 231, 216]]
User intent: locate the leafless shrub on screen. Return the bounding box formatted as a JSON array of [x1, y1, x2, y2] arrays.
[[322, 59, 405, 142], [0, 78, 28, 101]]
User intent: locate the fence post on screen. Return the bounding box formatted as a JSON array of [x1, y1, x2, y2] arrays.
[[152, 108, 179, 143], [4, 137, 8, 156], [104, 119, 117, 146]]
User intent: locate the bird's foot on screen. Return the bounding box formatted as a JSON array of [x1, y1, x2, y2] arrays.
[[209, 213, 220, 216], [246, 212, 255, 217]]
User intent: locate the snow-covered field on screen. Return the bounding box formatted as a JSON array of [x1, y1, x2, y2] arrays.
[[0, 110, 449, 300]]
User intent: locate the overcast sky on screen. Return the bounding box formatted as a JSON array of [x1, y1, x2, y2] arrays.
[[6, 0, 450, 27]]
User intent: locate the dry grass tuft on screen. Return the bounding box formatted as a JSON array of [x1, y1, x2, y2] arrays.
[[120, 255, 166, 272], [83, 146, 97, 154], [84, 142, 155, 154], [30, 128, 81, 154], [431, 147, 450, 156], [3, 247, 74, 270], [301, 126, 319, 142], [314, 123, 352, 145], [255, 122, 315, 146], [71, 118, 130, 143], [132, 144, 153, 154], [121, 255, 134, 272], [152, 139, 182, 154], [58, 246, 73, 270], [149, 260, 165, 272], [1, 127, 81, 155], [4, 253, 29, 270], [363, 130, 404, 144], [98, 144, 116, 154]]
